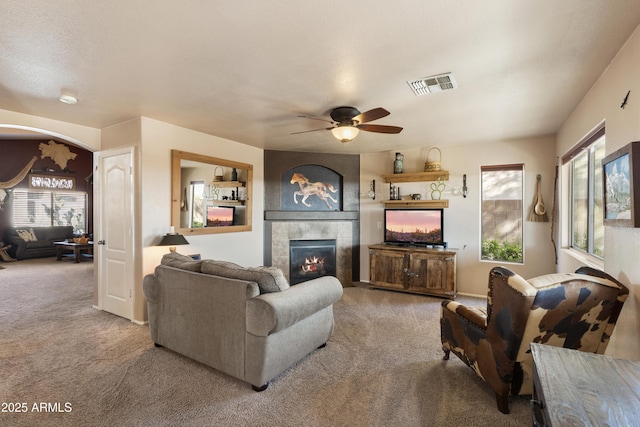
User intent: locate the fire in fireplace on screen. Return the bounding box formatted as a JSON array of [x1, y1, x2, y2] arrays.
[[289, 239, 336, 285]]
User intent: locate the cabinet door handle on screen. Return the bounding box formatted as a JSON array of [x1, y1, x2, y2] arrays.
[[403, 268, 419, 278]]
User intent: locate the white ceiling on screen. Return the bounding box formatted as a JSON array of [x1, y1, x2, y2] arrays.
[[2, 1, 640, 154]]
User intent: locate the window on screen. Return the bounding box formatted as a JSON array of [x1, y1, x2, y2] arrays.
[[568, 133, 605, 258], [12, 190, 87, 234], [189, 181, 204, 228], [481, 164, 524, 263]]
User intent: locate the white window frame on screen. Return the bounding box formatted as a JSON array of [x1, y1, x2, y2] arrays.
[[11, 189, 88, 234], [561, 125, 605, 267], [480, 163, 525, 264]]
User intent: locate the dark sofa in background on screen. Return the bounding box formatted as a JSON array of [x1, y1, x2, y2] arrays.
[[4, 226, 75, 260]]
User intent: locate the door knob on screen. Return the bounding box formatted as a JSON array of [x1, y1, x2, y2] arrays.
[[97, 240, 106, 245]]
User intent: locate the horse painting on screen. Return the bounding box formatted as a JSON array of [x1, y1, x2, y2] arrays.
[[290, 172, 338, 209]]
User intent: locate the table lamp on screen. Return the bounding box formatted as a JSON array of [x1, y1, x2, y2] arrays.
[[158, 232, 189, 253]]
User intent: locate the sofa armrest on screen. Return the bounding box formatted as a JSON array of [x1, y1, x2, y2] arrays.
[[142, 274, 159, 343], [246, 276, 343, 337], [4, 236, 26, 259], [142, 274, 159, 303]]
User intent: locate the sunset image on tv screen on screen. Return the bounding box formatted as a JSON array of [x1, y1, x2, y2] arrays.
[[385, 210, 442, 243], [207, 207, 233, 226]]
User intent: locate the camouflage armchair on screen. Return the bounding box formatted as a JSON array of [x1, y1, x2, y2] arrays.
[[440, 266, 629, 414]]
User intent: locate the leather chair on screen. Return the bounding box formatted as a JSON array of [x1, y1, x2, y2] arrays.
[[440, 266, 629, 414]]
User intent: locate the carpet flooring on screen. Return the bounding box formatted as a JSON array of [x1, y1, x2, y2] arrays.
[[0, 258, 531, 426]]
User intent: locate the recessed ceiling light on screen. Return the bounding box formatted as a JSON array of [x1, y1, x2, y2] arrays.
[[59, 93, 78, 104]]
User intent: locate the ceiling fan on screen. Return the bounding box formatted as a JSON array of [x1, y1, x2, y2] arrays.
[[292, 106, 403, 143]]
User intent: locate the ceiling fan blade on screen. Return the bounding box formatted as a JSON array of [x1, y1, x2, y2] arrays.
[[357, 124, 403, 134], [352, 107, 390, 124], [297, 114, 334, 124], [290, 126, 334, 135]]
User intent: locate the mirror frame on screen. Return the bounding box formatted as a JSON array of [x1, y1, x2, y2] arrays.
[[172, 149, 253, 235]]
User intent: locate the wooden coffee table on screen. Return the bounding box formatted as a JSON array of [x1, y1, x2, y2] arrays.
[[531, 343, 640, 426], [54, 241, 94, 263]]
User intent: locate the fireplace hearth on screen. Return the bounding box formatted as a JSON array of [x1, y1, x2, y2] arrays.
[[289, 239, 336, 285]]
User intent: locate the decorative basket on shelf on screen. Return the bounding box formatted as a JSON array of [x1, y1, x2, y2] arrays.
[[73, 237, 89, 244], [213, 166, 224, 182], [424, 147, 442, 172]]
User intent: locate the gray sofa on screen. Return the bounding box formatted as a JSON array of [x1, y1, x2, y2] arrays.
[[3, 226, 75, 260], [143, 252, 343, 391]]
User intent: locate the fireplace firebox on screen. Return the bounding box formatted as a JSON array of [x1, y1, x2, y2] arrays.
[[289, 239, 337, 285]]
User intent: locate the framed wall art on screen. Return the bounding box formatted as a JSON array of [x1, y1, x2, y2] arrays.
[[602, 141, 640, 227]]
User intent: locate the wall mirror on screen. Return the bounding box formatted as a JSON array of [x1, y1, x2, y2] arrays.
[[172, 150, 253, 235]]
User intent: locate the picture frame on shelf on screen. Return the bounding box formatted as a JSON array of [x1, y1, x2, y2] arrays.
[[602, 141, 640, 227]]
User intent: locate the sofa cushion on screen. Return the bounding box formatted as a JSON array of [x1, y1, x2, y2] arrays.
[[201, 260, 290, 293], [15, 228, 38, 242], [160, 252, 202, 272]]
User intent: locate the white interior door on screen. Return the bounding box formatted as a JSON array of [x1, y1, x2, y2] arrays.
[[95, 147, 134, 320]]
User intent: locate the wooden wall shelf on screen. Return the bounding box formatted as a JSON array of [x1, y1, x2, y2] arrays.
[[383, 199, 449, 208], [381, 170, 449, 184], [209, 200, 245, 205], [211, 180, 245, 188]]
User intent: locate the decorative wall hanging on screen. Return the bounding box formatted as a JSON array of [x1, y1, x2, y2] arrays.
[[281, 165, 342, 211], [528, 175, 549, 222], [462, 174, 468, 198], [603, 141, 640, 227], [430, 177, 446, 200], [368, 180, 376, 199], [0, 156, 37, 188], [38, 140, 77, 170], [28, 174, 75, 190]]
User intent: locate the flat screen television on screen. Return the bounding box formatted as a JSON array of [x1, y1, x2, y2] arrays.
[[206, 206, 235, 227], [384, 208, 445, 247]]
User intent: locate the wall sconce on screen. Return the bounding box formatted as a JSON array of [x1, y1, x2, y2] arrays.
[[462, 174, 468, 198], [158, 231, 189, 253], [367, 180, 376, 199]]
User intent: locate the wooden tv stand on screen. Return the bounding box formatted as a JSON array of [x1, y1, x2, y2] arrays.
[[368, 244, 456, 298]]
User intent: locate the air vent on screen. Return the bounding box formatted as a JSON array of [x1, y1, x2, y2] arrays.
[[407, 73, 457, 96]]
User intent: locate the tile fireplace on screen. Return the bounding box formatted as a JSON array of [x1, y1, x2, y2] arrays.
[[264, 150, 361, 286], [289, 239, 337, 285]]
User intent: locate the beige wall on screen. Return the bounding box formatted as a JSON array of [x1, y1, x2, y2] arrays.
[[138, 117, 265, 283], [557, 25, 640, 360], [99, 118, 266, 322], [100, 117, 266, 322], [360, 135, 557, 297]]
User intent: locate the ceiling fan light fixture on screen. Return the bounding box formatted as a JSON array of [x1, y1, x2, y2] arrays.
[[331, 125, 359, 143], [59, 92, 78, 105]]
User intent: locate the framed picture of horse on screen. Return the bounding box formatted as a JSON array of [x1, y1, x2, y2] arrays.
[[281, 165, 343, 211]]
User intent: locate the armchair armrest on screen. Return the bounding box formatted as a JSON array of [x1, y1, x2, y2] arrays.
[[246, 276, 343, 337], [441, 300, 488, 330]]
